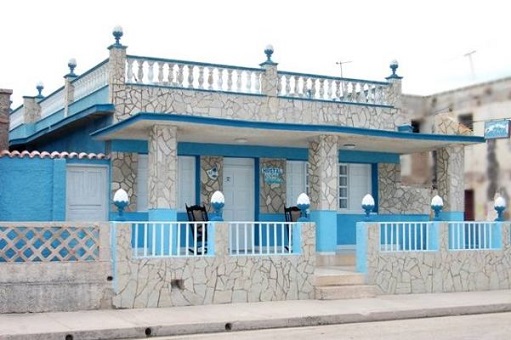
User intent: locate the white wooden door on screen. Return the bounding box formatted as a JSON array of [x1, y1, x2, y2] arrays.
[[223, 158, 254, 251], [66, 165, 108, 221]]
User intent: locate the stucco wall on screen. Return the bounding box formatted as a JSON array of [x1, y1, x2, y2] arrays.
[[112, 222, 316, 308]]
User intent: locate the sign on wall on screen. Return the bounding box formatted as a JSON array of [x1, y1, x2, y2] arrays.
[[484, 119, 510, 139], [262, 167, 283, 184]]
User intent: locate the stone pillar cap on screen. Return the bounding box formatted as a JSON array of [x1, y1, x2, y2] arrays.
[[0, 89, 13, 94]]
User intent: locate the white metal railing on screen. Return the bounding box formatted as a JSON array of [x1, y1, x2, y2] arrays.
[[278, 71, 391, 106], [132, 222, 208, 258], [228, 222, 295, 255], [126, 55, 263, 94], [9, 106, 25, 130], [72, 59, 109, 102], [448, 222, 496, 250], [379, 222, 433, 252], [40, 87, 65, 118]]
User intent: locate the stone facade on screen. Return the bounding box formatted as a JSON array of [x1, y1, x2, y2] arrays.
[[111, 152, 139, 212], [200, 156, 223, 208], [259, 158, 286, 214], [308, 136, 338, 211], [0, 89, 12, 151], [362, 222, 511, 294], [112, 222, 316, 308], [378, 163, 430, 214]]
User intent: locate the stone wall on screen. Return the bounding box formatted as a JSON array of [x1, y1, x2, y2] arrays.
[[200, 156, 223, 209], [111, 152, 138, 212], [112, 222, 316, 308], [259, 158, 286, 214], [362, 222, 511, 294], [378, 163, 430, 214], [0, 89, 12, 151]]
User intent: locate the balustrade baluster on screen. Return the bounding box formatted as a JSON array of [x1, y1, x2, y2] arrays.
[[207, 67, 214, 90], [302, 77, 308, 98], [246, 71, 252, 93], [167, 63, 174, 85], [335, 79, 341, 100], [177, 64, 184, 87], [137, 59, 144, 83], [147, 61, 154, 84], [217, 68, 224, 90], [157, 62, 164, 84], [285, 74, 291, 96], [294, 75, 300, 96], [198, 66, 205, 89], [318, 79, 325, 99], [236, 70, 242, 92], [126, 59, 134, 83], [326, 79, 332, 99], [227, 69, 233, 91], [310, 78, 317, 98], [255, 73, 261, 93], [187, 65, 194, 88]]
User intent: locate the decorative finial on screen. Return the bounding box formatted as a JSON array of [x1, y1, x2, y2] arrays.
[[494, 196, 506, 221], [67, 58, 77, 77], [260, 44, 277, 66], [361, 194, 375, 221], [386, 59, 402, 80], [112, 26, 124, 47], [211, 190, 225, 221], [296, 193, 311, 222], [36, 81, 44, 99], [431, 195, 444, 221], [113, 188, 129, 221]]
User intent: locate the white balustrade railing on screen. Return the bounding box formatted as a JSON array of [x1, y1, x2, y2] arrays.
[[380, 222, 433, 252], [448, 222, 496, 250], [132, 221, 208, 258], [40, 87, 65, 119], [229, 222, 295, 255], [278, 71, 390, 106], [9, 106, 25, 130], [126, 56, 263, 94], [72, 59, 109, 102]]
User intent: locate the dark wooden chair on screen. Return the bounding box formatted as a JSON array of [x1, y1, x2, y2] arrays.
[[185, 204, 209, 254], [284, 206, 301, 251]]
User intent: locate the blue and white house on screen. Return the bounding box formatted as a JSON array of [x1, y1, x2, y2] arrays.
[[1, 28, 500, 313]]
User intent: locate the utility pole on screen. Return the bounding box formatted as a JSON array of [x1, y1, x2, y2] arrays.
[[464, 50, 476, 80], [336, 60, 352, 78]]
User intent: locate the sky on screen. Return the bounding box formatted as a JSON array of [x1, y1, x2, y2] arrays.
[[2, 0, 511, 108]]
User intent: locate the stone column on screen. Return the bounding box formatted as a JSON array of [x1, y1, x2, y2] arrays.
[[148, 124, 178, 220], [385, 61, 408, 127], [64, 66, 78, 117], [259, 46, 279, 97], [0, 89, 13, 151], [259, 158, 286, 214], [108, 39, 127, 123], [436, 145, 465, 220], [308, 135, 338, 253]]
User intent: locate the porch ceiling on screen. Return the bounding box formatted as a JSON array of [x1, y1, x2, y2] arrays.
[[91, 113, 485, 154]]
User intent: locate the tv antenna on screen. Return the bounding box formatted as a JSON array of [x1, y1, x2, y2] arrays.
[[336, 60, 352, 78], [464, 50, 476, 80]]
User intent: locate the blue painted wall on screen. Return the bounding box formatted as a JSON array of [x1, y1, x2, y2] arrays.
[[0, 158, 66, 221]]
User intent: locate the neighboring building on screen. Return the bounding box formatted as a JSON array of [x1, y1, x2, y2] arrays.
[[3, 28, 483, 258], [402, 76, 511, 220]]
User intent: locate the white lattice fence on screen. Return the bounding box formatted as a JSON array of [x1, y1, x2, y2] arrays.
[[0, 225, 99, 262]]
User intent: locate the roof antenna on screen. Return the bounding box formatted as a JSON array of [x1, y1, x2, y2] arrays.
[[336, 60, 352, 78], [464, 50, 477, 80]]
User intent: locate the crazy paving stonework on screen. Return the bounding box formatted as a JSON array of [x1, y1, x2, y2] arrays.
[[201, 156, 223, 208], [363, 222, 511, 294], [308, 136, 338, 211], [259, 158, 286, 214], [436, 146, 465, 212], [378, 163, 430, 214], [112, 222, 316, 308], [148, 125, 177, 209], [111, 152, 139, 212]]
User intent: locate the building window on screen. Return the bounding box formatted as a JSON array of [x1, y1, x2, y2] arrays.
[[411, 120, 421, 133], [338, 163, 372, 212], [286, 161, 308, 207], [458, 113, 473, 131]]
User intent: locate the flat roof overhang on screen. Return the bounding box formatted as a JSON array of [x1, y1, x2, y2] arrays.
[[91, 113, 486, 154]]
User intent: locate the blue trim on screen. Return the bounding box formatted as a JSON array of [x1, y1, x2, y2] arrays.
[[258, 213, 285, 222], [438, 211, 464, 221], [10, 104, 115, 146], [356, 222, 367, 273], [292, 223, 302, 254], [195, 156, 201, 204], [148, 209, 177, 221], [310, 210, 337, 252], [111, 140, 148, 153], [92, 113, 485, 145], [340, 150, 400, 164], [254, 158, 260, 220], [371, 164, 379, 212], [179, 142, 307, 160]]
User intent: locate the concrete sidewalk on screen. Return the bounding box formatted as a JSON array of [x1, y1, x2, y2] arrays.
[[2, 290, 511, 340]]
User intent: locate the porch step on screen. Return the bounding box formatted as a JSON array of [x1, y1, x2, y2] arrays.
[[316, 252, 356, 266], [315, 285, 379, 300], [314, 266, 379, 300]]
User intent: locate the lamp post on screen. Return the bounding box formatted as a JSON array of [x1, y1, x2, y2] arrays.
[[361, 194, 375, 221], [431, 195, 444, 221], [494, 196, 506, 221], [296, 193, 310, 222], [113, 188, 129, 221], [211, 191, 225, 221]]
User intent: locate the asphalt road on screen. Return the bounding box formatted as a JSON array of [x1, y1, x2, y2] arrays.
[[150, 312, 511, 340]]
